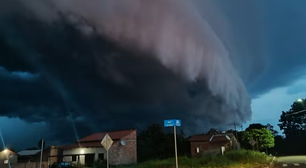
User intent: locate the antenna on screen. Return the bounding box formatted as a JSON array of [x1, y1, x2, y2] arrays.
[[120, 141, 126, 146]]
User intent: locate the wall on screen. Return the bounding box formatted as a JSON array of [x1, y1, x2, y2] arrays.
[[63, 147, 105, 165], [109, 130, 137, 165], [190, 141, 230, 157]]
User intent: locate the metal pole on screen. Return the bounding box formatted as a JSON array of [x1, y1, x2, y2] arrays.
[[40, 139, 44, 168], [174, 126, 178, 168], [256, 138, 259, 151], [107, 136, 109, 168], [107, 150, 109, 168]]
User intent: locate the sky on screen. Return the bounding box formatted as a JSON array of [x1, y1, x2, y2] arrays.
[[0, 0, 306, 151]]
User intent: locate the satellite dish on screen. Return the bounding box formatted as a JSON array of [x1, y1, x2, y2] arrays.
[[120, 141, 126, 146]]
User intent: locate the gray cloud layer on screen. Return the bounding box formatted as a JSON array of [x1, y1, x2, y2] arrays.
[[1, 0, 306, 148]]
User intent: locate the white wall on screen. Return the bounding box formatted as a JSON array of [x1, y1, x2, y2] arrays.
[[63, 148, 106, 165]]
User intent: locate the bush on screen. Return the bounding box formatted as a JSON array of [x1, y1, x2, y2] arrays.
[[225, 149, 268, 164], [114, 150, 269, 168]]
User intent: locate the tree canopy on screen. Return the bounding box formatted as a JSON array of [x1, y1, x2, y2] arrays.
[[278, 98, 306, 154], [278, 98, 306, 138], [242, 127, 275, 150]]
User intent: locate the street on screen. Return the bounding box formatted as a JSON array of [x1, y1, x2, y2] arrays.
[[273, 156, 306, 168]]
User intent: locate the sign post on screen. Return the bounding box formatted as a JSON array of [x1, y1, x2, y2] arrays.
[[164, 119, 181, 168], [38, 139, 45, 168], [101, 134, 113, 168], [249, 138, 257, 151]]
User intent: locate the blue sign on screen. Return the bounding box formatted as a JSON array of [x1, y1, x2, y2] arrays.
[[164, 119, 181, 127]]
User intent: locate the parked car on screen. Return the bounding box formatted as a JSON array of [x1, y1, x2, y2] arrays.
[[50, 162, 74, 168]]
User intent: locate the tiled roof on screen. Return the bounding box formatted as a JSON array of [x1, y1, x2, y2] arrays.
[[79, 129, 136, 142], [210, 135, 231, 143], [188, 134, 211, 141], [17, 150, 41, 156], [63, 129, 136, 149], [189, 133, 234, 142]]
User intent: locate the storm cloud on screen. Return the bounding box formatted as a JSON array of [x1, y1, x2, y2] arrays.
[[0, 0, 306, 148]]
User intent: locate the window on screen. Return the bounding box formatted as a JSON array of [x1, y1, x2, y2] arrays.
[[72, 155, 77, 161], [98, 154, 104, 160], [196, 147, 200, 153]]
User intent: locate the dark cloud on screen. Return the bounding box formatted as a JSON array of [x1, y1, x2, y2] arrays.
[[0, 13, 248, 148], [212, 0, 306, 96], [2, 0, 306, 149]]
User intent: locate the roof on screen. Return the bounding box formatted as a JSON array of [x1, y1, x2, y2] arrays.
[[79, 129, 136, 142], [209, 134, 231, 143], [17, 150, 41, 156], [63, 129, 136, 150], [63, 142, 102, 149], [189, 133, 235, 142], [188, 134, 211, 141], [1, 149, 16, 154]]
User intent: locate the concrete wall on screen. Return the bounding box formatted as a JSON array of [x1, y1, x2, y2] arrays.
[[63, 147, 105, 165]]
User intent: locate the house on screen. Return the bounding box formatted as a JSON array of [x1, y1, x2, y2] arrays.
[[188, 133, 239, 157], [17, 146, 62, 167], [62, 129, 137, 166], [0, 149, 17, 164], [17, 149, 41, 162]]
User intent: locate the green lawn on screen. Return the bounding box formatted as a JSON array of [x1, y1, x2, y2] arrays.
[[114, 150, 271, 168]]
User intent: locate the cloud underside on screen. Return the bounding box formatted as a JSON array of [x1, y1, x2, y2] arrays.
[[0, 14, 251, 143]]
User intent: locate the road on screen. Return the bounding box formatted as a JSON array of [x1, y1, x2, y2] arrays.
[[273, 156, 306, 168]]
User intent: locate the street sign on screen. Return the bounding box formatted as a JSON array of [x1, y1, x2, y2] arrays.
[[101, 134, 113, 168], [249, 138, 257, 146], [101, 134, 113, 150], [164, 119, 181, 168], [164, 119, 181, 127]]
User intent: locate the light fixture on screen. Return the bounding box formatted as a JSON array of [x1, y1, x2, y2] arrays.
[[80, 149, 85, 154], [297, 98, 303, 102], [3, 149, 8, 153]]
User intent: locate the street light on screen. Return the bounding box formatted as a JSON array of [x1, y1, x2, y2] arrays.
[[4, 149, 8, 153], [297, 98, 303, 102]]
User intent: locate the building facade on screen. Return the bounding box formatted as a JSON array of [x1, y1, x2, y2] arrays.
[[63, 129, 137, 166], [189, 133, 239, 157], [0, 149, 17, 164]]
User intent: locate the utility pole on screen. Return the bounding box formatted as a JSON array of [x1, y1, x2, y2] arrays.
[[234, 123, 238, 141]]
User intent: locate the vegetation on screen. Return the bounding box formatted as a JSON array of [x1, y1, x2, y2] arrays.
[[137, 124, 190, 162], [115, 150, 270, 168], [277, 98, 306, 155], [242, 127, 275, 150]]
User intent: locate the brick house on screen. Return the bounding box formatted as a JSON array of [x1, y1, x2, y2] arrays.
[[62, 129, 137, 166], [188, 133, 239, 157]]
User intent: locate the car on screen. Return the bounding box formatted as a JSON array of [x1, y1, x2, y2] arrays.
[[50, 162, 74, 168]]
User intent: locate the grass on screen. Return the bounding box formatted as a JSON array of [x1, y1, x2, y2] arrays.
[[114, 150, 271, 168]]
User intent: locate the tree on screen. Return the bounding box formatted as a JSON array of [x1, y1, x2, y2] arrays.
[[242, 128, 275, 151], [205, 128, 220, 135], [279, 98, 306, 138], [278, 98, 306, 154], [247, 123, 278, 136]]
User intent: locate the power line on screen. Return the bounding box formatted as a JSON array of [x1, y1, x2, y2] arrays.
[[285, 109, 306, 117]]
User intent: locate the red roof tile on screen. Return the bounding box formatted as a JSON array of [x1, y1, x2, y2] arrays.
[[189, 133, 234, 142], [188, 134, 211, 141], [79, 129, 136, 142], [210, 135, 231, 143]]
